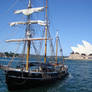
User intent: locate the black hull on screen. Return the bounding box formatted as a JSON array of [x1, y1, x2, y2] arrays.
[[6, 70, 68, 90]]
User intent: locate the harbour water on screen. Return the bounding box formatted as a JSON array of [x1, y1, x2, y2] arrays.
[[0, 59, 92, 92]]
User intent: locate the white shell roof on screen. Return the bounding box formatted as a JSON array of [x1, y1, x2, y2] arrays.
[[71, 40, 92, 55]]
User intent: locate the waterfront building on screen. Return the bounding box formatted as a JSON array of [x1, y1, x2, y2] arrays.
[[69, 40, 92, 60]]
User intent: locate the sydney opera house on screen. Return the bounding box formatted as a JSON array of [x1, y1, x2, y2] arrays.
[[69, 40, 92, 60]]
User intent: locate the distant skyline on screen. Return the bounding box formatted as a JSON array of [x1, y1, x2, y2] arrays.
[[0, 0, 92, 56]]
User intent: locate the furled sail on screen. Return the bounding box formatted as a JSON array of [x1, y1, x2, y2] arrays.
[[14, 7, 44, 15], [10, 21, 26, 26], [10, 20, 47, 26], [6, 38, 51, 42]]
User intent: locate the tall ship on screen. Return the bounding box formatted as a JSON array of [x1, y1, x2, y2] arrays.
[[0, 0, 68, 90]]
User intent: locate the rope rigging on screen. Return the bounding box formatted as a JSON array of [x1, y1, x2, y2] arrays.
[[58, 37, 65, 65], [8, 42, 21, 67], [7, 0, 60, 66], [47, 29, 55, 56], [30, 0, 46, 56], [7, 0, 18, 13]]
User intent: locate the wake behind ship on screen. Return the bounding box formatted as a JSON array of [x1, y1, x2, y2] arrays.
[[0, 0, 68, 90]]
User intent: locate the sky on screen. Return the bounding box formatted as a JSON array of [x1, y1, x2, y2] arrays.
[[0, 0, 92, 56]]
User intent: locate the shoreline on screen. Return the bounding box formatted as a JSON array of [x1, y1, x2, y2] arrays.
[[65, 58, 92, 61]]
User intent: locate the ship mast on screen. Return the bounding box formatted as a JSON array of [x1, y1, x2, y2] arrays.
[[26, 0, 31, 71], [7, 0, 46, 69], [56, 32, 59, 64], [44, 0, 48, 63]]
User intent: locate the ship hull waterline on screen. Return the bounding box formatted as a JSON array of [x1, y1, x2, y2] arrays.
[[5, 70, 68, 90]]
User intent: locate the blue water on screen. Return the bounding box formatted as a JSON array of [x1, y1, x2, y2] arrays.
[[0, 59, 92, 92]]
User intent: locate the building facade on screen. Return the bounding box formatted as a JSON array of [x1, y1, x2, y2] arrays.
[[69, 40, 92, 60]]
